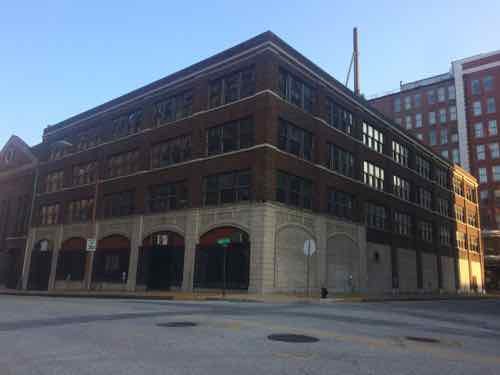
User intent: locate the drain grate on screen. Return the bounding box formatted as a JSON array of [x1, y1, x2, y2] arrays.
[[268, 334, 319, 343], [157, 322, 198, 328], [405, 336, 440, 344]]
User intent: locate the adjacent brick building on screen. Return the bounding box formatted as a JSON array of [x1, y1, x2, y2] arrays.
[[370, 50, 500, 290], [1, 31, 483, 294]]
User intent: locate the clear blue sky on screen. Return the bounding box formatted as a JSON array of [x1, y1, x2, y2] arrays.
[[1, 0, 499, 147]]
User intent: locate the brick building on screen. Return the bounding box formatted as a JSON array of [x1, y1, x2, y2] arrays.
[[2, 31, 483, 294], [370, 51, 500, 290]]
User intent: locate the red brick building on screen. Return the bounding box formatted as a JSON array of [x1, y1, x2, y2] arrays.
[[1, 32, 483, 295], [370, 51, 500, 290]]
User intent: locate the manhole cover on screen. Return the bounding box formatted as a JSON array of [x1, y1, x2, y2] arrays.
[[157, 322, 198, 328], [405, 336, 440, 344], [268, 334, 319, 343]]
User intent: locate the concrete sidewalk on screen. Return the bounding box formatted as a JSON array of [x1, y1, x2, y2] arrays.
[[0, 288, 495, 303]]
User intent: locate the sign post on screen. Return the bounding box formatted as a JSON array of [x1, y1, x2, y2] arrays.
[[303, 239, 316, 297], [217, 238, 231, 297]]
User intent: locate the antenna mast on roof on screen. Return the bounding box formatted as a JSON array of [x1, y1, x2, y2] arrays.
[[345, 27, 360, 96]]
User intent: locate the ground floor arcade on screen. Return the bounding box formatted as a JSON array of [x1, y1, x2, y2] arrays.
[[18, 203, 483, 294]]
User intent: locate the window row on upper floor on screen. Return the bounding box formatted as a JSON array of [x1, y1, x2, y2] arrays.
[[394, 85, 456, 113]]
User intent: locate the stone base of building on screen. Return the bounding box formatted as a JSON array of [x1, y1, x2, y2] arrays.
[[20, 203, 480, 295]]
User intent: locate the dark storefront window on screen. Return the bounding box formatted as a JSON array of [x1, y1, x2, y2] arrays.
[[278, 119, 313, 161], [207, 118, 254, 155], [148, 182, 188, 212], [276, 171, 312, 209], [203, 170, 251, 206]]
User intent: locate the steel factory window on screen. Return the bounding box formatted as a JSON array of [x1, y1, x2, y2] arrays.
[[363, 161, 384, 191], [210, 67, 255, 108], [405, 115, 412, 129], [328, 144, 354, 177], [455, 205, 464, 222], [392, 141, 409, 167], [452, 149, 460, 164], [468, 211, 478, 227], [439, 225, 451, 246], [395, 118, 402, 126], [72, 162, 97, 186], [487, 97, 496, 114], [278, 120, 313, 161], [436, 168, 448, 188], [394, 97, 401, 112], [456, 231, 466, 249], [77, 129, 101, 151], [474, 122, 484, 137], [427, 90, 436, 105], [439, 108, 446, 123], [429, 130, 437, 146], [437, 198, 450, 217], [43, 170, 64, 193], [490, 143, 499, 159], [103, 191, 134, 218], [428, 111, 436, 125], [440, 129, 448, 145], [476, 145, 486, 160], [465, 185, 477, 202], [362, 122, 384, 153], [414, 94, 421, 108], [393, 175, 411, 201], [418, 187, 432, 210], [276, 171, 312, 209], [473, 101, 482, 116], [106, 150, 140, 178], [112, 109, 143, 139], [365, 202, 386, 230], [148, 182, 188, 212], [449, 106, 457, 121], [471, 79, 480, 95], [327, 190, 353, 220], [39, 204, 60, 225], [453, 176, 464, 195], [469, 236, 480, 252], [416, 133, 423, 141], [151, 136, 191, 168], [394, 212, 411, 236], [404, 96, 411, 110], [437, 87, 445, 102], [203, 170, 251, 206], [49, 144, 70, 161], [493, 165, 500, 181], [415, 155, 431, 179], [489, 120, 498, 136], [415, 113, 422, 128], [326, 99, 353, 135], [441, 150, 449, 159], [154, 91, 193, 126], [419, 221, 433, 242], [484, 76, 493, 91], [67, 198, 94, 224], [451, 132, 459, 143], [207, 118, 254, 156], [478, 167, 487, 183], [448, 85, 456, 100], [279, 69, 314, 113]]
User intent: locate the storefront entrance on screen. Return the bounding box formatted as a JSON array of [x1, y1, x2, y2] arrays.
[[28, 240, 52, 291]]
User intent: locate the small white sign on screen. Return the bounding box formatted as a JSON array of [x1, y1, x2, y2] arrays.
[[40, 240, 49, 252], [303, 239, 316, 256], [86, 238, 97, 252]]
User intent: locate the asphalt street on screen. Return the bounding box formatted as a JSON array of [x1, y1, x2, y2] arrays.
[[0, 296, 499, 374]]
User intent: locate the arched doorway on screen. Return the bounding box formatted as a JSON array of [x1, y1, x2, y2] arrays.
[[137, 231, 184, 290], [56, 238, 86, 282], [325, 234, 360, 293], [28, 239, 53, 290], [194, 227, 250, 290], [93, 235, 130, 284]]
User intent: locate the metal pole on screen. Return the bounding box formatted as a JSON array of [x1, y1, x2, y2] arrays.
[[222, 245, 227, 298], [353, 27, 360, 96], [306, 240, 310, 297]]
